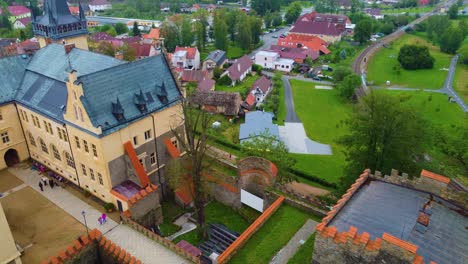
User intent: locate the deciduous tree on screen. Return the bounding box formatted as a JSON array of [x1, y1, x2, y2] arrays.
[[398, 45, 435, 69], [354, 19, 373, 44], [440, 27, 463, 54], [337, 74, 361, 99], [285, 2, 302, 24]]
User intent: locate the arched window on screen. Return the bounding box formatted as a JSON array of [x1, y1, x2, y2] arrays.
[[40, 138, 48, 153], [52, 145, 61, 160], [78, 107, 84, 122], [28, 132, 36, 146], [74, 105, 79, 120], [65, 152, 75, 168]]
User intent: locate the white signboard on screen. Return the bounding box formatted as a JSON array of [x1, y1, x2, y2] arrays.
[[241, 189, 264, 212]]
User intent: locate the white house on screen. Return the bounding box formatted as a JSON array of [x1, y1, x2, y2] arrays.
[[225, 55, 253, 86], [255, 50, 294, 73], [13, 17, 31, 29], [250, 75, 272, 104], [89, 0, 112, 12], [365, 8, 384, 20], [172, 46, 201, 69]]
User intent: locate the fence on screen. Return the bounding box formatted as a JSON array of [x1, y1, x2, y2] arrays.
[[217, 195, 285, 264], [122, 215, 201, 264]]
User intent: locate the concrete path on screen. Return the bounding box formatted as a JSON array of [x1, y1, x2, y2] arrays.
[[372, 86, 446, 93], [441, 55, 468, 112], [0, 183, 27, 199], [168, 213, 197, 241], [262, 71, 334, 85], [8, 166, 189, 264], [279, 123, 332, 155], [270, 219, 318, 264]]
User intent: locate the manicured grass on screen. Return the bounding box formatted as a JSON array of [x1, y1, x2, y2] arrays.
[[208, 113, 242, 144], [229, 205, 311, 264], [160, 200, 186, 237], [227, 45, 246, 59], [288, 233, 316, 264], [289, 80, 352, 183], [367, 34, 452, 89], [173, 201, 250, 246], [453, 60, 468, 103], [276, 80, 287, 126], [215, 74, 260, 98], [381, 6, 433, 14]]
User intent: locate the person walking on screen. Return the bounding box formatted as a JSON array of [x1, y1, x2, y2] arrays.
[[102, 213, 107, 224], [49, 179, 54, 189], [98, 217, 103, 225], [38, 182, 43, 192]]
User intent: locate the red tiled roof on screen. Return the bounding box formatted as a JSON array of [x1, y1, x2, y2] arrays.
[[15, 17, 31, 26], [197, 79, 215, 92], [245, 93, 255, 106], [175, 46, 198, 59], [1, 5, 30, 16], [142, 28, 160, 39], [129, 42, 152, 57], [291, 11, 349, 37], [192, 4, 201, 9], [120, 36, 141, 44], [181, 69, 209, 82], [227, 55, 253, 81], [420, 169, 450, 184], [90, 0, 110, 6], [251, 75, 272, 94], [91, 32, 116, 41], [277, 34, 330, 54], [69, 6, 80, 15], [123, 141, 150, 187]]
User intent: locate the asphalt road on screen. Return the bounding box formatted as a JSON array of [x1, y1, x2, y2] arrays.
[[442, 55, 468, 112], [282, 77, 301, 123]]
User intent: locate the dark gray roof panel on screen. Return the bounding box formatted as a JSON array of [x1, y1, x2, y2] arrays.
[[36, 0, 81, 25], [0, 55, 28, 104], [78, 54, 182, 134], [27, 44, 124, 82], [330, 180, 468, 264]]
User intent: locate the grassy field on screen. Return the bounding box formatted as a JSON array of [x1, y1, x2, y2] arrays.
[[381, 6, 433, 14], [289, 80, 352, 183], [367, 34, 452, 89], [173, 201, 249, 246], [229, 205, 312, 264], [159, 200, 186, 237], [288, 233, 316, 264], [454, 55, 468, 103], [215, 74, 260, 98], [200, 43, 246, 60]]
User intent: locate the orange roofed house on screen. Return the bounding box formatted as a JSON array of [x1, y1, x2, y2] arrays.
[[171, 46, 201, 70], [313, 169, 467, 264]]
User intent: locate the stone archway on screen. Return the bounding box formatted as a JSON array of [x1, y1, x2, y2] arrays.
[[4, 149, 19, 167]]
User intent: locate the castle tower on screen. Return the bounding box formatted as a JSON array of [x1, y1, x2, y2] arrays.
[[32, 0, 89, 50]]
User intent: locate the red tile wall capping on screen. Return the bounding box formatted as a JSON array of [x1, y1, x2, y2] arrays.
[[127, 184, 159, 207], [420, 169, 450, 184], [203, 173, 239, 193], [217, 196, 285, 264], [163, 138, 181, 159], [42, 229, 143, 264], [123, 141, 150, 187]]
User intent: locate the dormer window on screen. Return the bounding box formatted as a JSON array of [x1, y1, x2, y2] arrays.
[[156, 81, 168, 104], [135, 90, 147, 113], [112, 98, 125, 121]]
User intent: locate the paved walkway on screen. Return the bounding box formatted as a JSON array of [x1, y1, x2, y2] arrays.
[[0, 183, 27, 199], [282, 77, 301, 123], [441, 55, 468, 112], [263, 71, 334, 85], [8, 166, 189, 264], [269, 219, 318, 264], [279, 123, 332, 155]]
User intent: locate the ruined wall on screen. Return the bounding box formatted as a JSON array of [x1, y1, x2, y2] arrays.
[[237, 157, 278, 198], [128, 184, 164, 227]]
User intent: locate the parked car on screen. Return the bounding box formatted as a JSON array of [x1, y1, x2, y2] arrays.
[[312, 76, 321, 81], [272, 35, 278, 38], [280, 34, 286, 38]]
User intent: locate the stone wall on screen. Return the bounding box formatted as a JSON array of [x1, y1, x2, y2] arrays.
[[43, 229, 142, 264], [237, 157, 278, 198], [371, 169, 467, 210], [127, 184, 163, 227]]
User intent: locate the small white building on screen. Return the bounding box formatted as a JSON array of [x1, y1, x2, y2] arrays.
[[172, 46, 201, 69], [89, 0, 112, 12], [254, 50, 294, 73]]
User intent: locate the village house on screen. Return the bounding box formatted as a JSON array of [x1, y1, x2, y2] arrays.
[[13, 17, 31, 29], [202, 50, 227, 70], [365, 8, 384, 19], [276, 34, 330, 55], [89, 0, 112, 12], [0, 5, 31, 24], [129, 42, 160, 59], [189, 91, 242, 116], [290, 11, 353, 43], [225, 55, 253, 86], [254, 50, 294, 73], [249, 76, 272, 104], [180, 69, 211, 84], [171, 46, 201, 70], [0, 0, 185, 213], [197, 79, 216, 92]]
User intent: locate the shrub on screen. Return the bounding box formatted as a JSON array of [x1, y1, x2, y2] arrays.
[[217, 74, 232, 86], [398, 44, 434, 70], [252, 64, 263, 73], [104, 203, 116, 211]]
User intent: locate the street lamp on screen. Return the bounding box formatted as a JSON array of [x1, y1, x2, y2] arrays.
[[81, 210, 89, 236]]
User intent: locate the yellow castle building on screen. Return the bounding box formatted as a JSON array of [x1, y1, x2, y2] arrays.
[[0, 0, 183, 211]]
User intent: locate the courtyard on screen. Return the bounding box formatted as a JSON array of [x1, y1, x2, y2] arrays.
[[0, 169, 84, 264]]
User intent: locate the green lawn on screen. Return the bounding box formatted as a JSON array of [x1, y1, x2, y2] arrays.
[[173, 201, 250, 246], [453, 57, 468, 103], [289, 80, 352, 183], [229, 205, 312, 264], [381, 6, 433, 14], [215, 74, 260, 98], [208, 113, 242, 144], [367, 34, 452, 89], [200, 43, 246, 60], [288, 233, 316, 264], [160, 200, 186, 237]]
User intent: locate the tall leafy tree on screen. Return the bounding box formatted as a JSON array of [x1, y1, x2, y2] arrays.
[[337, 74, 361, 100], [114, 22, 129, 35], [339, 92, 426, 191], [285, 1, 302, 24], [226, 9, 242, 41], [354, 19, 373, 44], [440, 27, 463, 54], [237, 18, 252, 50], [132, 21, 141, 37], [447, 4, 458, 19], [398, 45, 435, 69], [426, 16, 450, 42], [249, 16, 263, 45], [251, 0, 281, 16], [181, 17, 194, 46], [213, 10, 229, 51], [160, 21, 180, 52]]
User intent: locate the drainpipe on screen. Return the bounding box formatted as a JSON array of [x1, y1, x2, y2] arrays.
[[63, 124, 81, 188], [150, 114, 165, 198]]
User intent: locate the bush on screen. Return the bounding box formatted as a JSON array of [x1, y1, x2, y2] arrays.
[[398, 44, 434, 70], [104, 203, 116, 212], [288, 168, 338, 189], [217, 74, 232, 86], [252, 64, 263, 73]]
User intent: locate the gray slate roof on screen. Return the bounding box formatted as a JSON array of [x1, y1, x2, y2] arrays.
[[78, 54, 182, 134], [239, 111, 279, 142], [204, 50, 226, 66], [36, 0, 81, 25], [330, 180, 468, 264], [0, 55, 29, 104]]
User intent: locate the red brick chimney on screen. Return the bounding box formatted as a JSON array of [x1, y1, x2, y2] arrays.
[[115, 52, 124, 60], [64, 43, 75, 54]]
